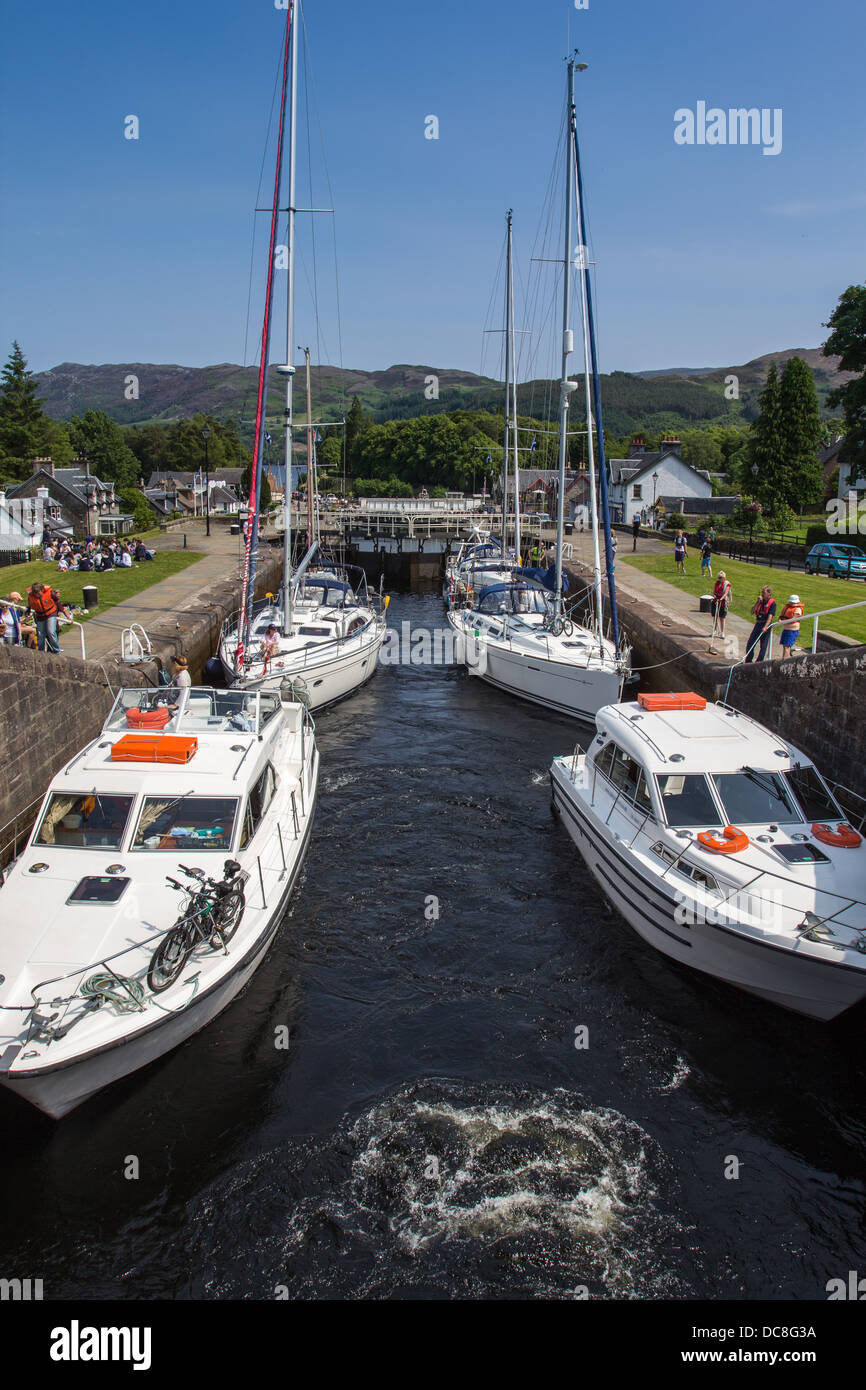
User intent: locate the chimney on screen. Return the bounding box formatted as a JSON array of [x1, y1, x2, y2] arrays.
[[83, 457, 90, 478]]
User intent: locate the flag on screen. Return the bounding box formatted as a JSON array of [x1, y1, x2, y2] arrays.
[[314, 429, 322, 443], [265, 432, 272, 445], [530, 434, 537, 452], [486, 453, 491, 464]]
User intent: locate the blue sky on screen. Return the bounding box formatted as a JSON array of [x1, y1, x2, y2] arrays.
[[0, 0, 863, 381]]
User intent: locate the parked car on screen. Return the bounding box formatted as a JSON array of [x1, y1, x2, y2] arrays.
[[804, 543, 866, 578]]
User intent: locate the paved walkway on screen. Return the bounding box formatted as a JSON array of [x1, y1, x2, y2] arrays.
[[564, 530, 761, 667], [67, 524, 251, 663]]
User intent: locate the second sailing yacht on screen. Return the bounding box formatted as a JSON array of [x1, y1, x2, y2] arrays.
[[448, 94, 630, 721]]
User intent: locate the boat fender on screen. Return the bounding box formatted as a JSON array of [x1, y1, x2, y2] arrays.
[[697, 825, 749, 854]]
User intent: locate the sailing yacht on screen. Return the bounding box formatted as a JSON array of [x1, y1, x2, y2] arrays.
[[0, 684, 318, 1117], [448, 108, 629, 720], [216, 0, 386, 710]]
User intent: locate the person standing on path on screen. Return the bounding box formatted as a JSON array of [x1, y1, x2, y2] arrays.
[[745, 586, 776, 662], [779, 594, 804, 658], [632, 515, 641, 551], [711, 571, 732, 641], [27, 582, 67, 653], [674, 530, 688, 574]]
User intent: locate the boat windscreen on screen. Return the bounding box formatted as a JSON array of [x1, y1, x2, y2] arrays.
[[658, 774, 722, 828], [712, 770, 799, 825], [35, 793, 135, 849], [132, 796, 238, 851], [783, 765, 843, 823]]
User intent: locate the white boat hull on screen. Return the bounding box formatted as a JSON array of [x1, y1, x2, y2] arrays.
[[550, 761, 866, 1021], [448, 610, 623, 722], [220, 626, 384, 710]]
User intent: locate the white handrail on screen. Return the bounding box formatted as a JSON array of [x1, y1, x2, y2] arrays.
[[724, 595, 866, 699]]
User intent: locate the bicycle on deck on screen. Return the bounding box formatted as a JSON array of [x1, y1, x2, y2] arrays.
[[147, 860, 246, 993]]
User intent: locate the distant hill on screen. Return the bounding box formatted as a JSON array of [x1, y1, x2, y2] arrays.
[[34, 348, 852, 441]]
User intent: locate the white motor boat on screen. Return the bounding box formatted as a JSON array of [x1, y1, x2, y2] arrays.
[[448, 577, 626, 720], [0, 684, 318, 1118], [550, 692, 866, 1020], [219, 559, 387, 709]]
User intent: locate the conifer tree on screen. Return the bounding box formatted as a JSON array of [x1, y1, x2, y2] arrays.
[[778, 356, 823, 510], [747, 363, 784, 513], [0, 341, 48, 475]]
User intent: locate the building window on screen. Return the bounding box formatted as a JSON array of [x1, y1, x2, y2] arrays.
[[632, 484, 643, 500]]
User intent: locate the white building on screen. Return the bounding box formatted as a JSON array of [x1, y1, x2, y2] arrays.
[[608, 438, 712, 524]]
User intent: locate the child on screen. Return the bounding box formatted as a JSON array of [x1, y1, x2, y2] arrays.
[[779, 594, 803, 658], [674, 530, 688, 574], [700, 539, 713, 579]]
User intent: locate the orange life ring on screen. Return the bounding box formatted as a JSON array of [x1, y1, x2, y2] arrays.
[[812, 822, 862, 849], [126, 706, 171, 729], [697, 825, 749, 855]]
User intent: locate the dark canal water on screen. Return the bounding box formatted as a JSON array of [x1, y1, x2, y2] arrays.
[[0, 590, 864, 1300]]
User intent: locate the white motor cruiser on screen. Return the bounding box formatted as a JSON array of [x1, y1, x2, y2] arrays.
[[550, 692, 866, 1020], [0, 684, 318, 1117]]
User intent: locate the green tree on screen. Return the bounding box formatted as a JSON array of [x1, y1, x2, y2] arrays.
[[68, 409, 140, 488], [778, 356, 823, 511], [747, 363, 785, 512], [0, 341, 51, 478], [679, 430, 723, 473], [345, 395, 369, 477], [118, 485, 155, 531], [823, 283, 866, 470]]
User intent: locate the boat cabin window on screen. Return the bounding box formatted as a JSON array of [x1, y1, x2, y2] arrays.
[[346, 615, 367, 636], [258, 693, 281, 729], [132, 796, 238, 850], [711, 771, 798, 825], [783, 764, 843, 823], [658, 774, 722, 829], [239, 764, 278, 847], [476, 587, 550, 617], [35, 793, 134, 849], [603, 745, 653, 814]]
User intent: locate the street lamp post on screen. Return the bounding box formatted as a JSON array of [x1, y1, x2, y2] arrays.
[[201, 426, 211, 537], [652, 471, 659, 528]]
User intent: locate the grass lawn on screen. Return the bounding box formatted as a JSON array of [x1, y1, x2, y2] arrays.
[[618, 552, 866, 645], [0, 551, 204, 622]]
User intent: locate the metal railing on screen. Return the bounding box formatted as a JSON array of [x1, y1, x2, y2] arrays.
[[724, 595, 866, 699]]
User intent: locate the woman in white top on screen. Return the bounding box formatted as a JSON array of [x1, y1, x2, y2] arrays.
[[171, 654, 192, 689]]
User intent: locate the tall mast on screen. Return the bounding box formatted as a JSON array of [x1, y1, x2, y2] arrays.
[[570, 66, 604, 645], [238, 3, 293, 664], [278, 0, 300, 629], [303, 346, 316, 547], [573, 63, 620, 648], [553, 61, 577, 620], [508, 215, 521, 564], [501, 210, 513, 558]]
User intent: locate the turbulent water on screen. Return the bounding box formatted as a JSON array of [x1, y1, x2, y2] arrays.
[[1, 591, 865, 1301]]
